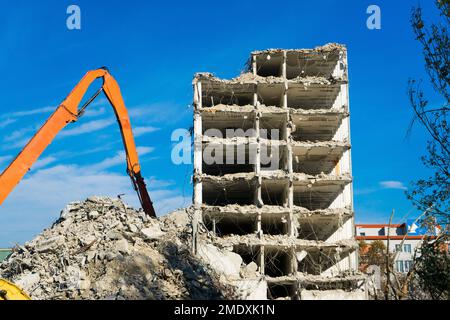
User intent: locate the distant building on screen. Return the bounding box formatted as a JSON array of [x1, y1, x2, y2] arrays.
[[356, 220, 441, 273]]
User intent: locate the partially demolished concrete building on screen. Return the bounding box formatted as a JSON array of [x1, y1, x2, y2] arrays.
[[192, 44, 367, 299]]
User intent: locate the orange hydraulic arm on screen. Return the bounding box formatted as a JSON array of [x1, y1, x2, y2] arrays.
[[0, 68, 156, 217]]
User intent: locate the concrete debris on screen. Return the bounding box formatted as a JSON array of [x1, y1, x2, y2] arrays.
[[200, 172, 257, 182], [234, 279, 267, 300], [140, 225, 165, 240], [290, 141, 350, 149], [198, 104, 349, 117], [197, 243, 242, 278], [194, 72, 345, 86], [0, 197, 239, 300], [4, 196, 358, 300], [199, 103, 256, 113], [250, 43, 346, 56], [202, 136, 350, 149], [212, 234, 358, 250], [198, 171, 352, 184], [160, 209, 189, 229], [299, 289, 366, 300], [203, 204, 289, 215], [289, 106, 348, 116], [296, 250, 308, 262], [240, 262, 259, 278], [202, 135, 258, 144], [14, 272, 41, 290], [202, 204, 353, 219]]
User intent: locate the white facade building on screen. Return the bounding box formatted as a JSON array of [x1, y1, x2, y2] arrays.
[[356, 223, 439, 273]]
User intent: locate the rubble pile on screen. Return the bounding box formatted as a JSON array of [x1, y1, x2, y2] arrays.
[[0, 197, 237, 300]]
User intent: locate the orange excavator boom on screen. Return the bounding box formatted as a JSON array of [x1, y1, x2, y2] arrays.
[[0, 68, 156, 217]]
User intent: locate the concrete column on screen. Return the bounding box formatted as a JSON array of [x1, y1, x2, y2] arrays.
[[287, 120, 295, 237], [290, 248, 297, 275], [192, 82, 203, 254], [283, 51, 288, 109], [257, 211, 262, 238], [259, 245, 265, 275], [254, 112, 263, 207]]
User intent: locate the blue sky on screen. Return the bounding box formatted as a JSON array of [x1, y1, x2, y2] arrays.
[[0, 0, 440, 246]]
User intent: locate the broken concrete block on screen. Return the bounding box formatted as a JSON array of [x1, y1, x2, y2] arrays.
[[78, 279, 91, 291], [296, 250, 308, 262], [300, 289, 366, 300], [97, 251, 106, 261], [240, 262, 258, 278], [105, 252, 117, 261], [15, 272, 41, 290], [128, 224, 138, 234], [34, 235, 64, 253], [197, 243, 242, 277], [116, 239, 130, 255], [87, 196, 102, 203], [106, 230, 123, 240], [141, 225, 165, 240], [86, 251, 96, 262], [234, 279, 267, 300], [60, 202, 80, 220], [65, 266, 87, 291], [161, 210, 189, 229], [80, 234, 96, 246], [88, 210, 100, 219]]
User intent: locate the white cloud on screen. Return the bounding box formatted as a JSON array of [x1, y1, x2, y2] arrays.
[[86, 146, 154, 172], [134, 126, 159, 137], [90, 98, 109, 107], [3, 126, 36, 142], [355, 181, 408, 196], [2, 106, 55, 118], [128, 105, 153, 118], [0, 118, 17, 129], [87, 153, 124, 172], [3, 136, 33, 150], [59, 118, 115, 137], [379, 181, 407, 190], [354, 187, 377, 196], [51, 143, 117, 160], [128, 102, 189, 124], [0, 155, 13, 167], [32, 156, 57, 170], [146, 177, 175, 189], [84, 106, 106, 118], [136, 146, 154, 155], [154, 195, 188, 214], [1, 125, 42, 150], [1, 116, 116, 152], [1, 118, 116, 151]]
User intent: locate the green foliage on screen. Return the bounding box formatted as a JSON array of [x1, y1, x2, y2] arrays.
[[360, 240, 388, 271], [414, 235, 450, 300], [407, 0, 450, 223]]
